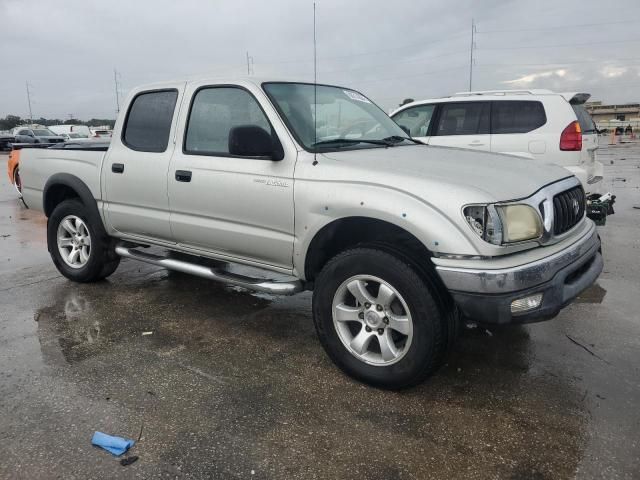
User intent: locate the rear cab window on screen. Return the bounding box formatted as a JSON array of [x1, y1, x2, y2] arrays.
[[434, 102, 490, 136], [123, 89, 178, 152], [491, 101, 546, 134]]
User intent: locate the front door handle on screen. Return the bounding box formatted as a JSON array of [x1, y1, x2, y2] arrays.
[[175, 170, 192, 182], [112, 163, 124, 173]]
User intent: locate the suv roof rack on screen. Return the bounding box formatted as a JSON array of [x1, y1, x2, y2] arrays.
[[452, 89, 555, 97]]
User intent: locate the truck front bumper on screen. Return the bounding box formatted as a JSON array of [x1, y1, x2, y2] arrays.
[[434, 224, 602, 324]]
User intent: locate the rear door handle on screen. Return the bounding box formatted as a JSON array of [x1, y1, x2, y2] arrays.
[[112, 163, 124, 173], [175, 170, 192, 182]]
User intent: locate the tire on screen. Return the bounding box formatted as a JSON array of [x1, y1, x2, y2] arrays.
[[13, 167, 22, 196], [312, 247, 447, 389], [47, 199, 120, 282]]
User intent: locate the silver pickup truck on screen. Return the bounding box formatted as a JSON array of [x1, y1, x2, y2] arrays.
[[20, 78, 603, 389]]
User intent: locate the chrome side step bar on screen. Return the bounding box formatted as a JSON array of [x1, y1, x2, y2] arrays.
[[115, 245, 303, 295]]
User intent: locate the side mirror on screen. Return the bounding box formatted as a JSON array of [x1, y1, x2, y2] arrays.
[[228, 125, 284, 160], [399, 125, 411, 136]]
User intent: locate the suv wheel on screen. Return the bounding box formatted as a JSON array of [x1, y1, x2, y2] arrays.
[[47, 199, 120, 282], [312, 247, 446, 389]]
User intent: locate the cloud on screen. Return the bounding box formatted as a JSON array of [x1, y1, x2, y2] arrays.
[[502, 69, 567, 85], [601, 66, 628, 78], [1, 0, 640, 118]]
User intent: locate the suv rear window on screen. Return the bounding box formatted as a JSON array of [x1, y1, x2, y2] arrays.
[[491, 101, 546, 134], [571, 104, 596, 133], [123, 90, 178, 152]]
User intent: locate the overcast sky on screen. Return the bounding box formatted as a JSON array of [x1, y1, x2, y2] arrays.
[[2, 0, 640, 120]]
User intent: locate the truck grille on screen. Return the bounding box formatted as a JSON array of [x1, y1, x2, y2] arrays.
[[553, 186, 585, 235]]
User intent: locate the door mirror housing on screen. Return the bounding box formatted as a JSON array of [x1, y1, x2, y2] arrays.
[[228, 125, 284, 160]]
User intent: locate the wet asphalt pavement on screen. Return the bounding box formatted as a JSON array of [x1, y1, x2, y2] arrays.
[[1, 142, 639, 479]]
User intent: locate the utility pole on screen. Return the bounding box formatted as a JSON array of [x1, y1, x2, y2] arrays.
[[468, 18, 476, 91], [25, 81, 33, 124], [245, 51, 254, 75], [113, 68, 121, 114]]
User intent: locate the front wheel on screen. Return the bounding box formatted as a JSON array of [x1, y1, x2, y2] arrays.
[[312, 248, 447, 389], [47, 199, 120, 282]]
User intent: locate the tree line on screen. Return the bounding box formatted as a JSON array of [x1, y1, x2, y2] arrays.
[[0, 115, 115, 131]]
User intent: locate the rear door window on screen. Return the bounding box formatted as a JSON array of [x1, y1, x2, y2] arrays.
[[491, 101, 546, 134], [392, 104, 435, 137], [123, 90, 178, 152], [434, 102, 490, 136], [571, 104, 596, 134]]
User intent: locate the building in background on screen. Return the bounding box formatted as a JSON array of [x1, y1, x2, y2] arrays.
[[586, 101, 640, 131]]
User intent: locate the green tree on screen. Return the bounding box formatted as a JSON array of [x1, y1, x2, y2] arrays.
[[0, 115, 23, 130]]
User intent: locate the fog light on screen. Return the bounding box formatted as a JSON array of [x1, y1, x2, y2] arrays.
[[511, 293, 543, 314]]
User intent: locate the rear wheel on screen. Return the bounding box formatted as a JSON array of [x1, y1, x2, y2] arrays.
[[47, 199, 120, 282], [312, 248, 447, 389], [12, 167, 22, 196]]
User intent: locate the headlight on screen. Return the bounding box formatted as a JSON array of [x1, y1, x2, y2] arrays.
[[497, 204, 543, 242], [464, 204, 542, 245]]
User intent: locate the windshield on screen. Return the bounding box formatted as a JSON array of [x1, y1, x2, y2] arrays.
[[263, 82, 413, 151], [572, 104, 596, 134], [33, 129, 55, 136]]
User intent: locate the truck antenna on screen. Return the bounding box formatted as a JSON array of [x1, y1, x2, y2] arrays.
[[313, 2, 318, 166]]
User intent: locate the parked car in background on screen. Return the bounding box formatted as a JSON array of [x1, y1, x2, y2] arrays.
[[11, 127, 65, 145], [0, 131, 15, 151], [59, 132, 92, 142], [391, 89, 614, 224], [19, 78, 602, 389], [391, 90, 602, 188], [89, 128, 113, 139], [49, 124, 92, 138]]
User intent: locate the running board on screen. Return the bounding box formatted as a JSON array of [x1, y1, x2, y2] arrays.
[[115, 245, 303, 295]]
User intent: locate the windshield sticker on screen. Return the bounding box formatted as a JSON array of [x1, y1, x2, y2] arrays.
[[343, 90, 371, 104]]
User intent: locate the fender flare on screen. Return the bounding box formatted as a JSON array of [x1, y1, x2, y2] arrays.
[[43, 173, 103, 228]]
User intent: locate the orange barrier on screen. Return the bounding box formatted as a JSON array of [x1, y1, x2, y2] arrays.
[[7, 148, 20, 185]]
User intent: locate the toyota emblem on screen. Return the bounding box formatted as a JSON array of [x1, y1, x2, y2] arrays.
[[572, 198, 580, 215]]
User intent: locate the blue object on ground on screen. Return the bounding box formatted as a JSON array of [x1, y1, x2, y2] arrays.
[[91, 431, 135, 456]]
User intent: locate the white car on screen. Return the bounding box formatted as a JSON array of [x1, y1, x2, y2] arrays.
[[390, 90, 603, 194]]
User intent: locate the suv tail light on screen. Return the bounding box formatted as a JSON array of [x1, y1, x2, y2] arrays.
[[560, 121, 582, 151]]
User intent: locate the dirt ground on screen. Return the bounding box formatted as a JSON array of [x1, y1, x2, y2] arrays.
[[0, 141, 638, 479]]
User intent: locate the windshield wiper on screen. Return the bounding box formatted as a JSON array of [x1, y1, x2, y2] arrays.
[[383, 135, 423, 145], [311, 138, 393, 148]]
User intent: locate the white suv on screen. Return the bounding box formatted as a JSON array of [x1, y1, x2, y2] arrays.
[[390, 90, 603, 194]]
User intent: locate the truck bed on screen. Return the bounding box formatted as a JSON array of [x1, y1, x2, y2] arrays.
[[20, 144, 108, 212]]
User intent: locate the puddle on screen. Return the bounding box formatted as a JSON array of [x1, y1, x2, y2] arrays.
[[34, 275, 273, 366]]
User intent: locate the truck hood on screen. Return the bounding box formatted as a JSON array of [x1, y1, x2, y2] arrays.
[[322, 144, 572, 202]]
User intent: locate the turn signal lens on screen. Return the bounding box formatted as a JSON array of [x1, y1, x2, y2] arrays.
[[511, 293, 543, 314]]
